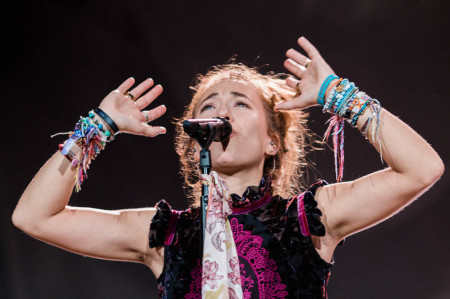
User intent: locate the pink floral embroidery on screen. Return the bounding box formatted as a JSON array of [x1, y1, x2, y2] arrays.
[[185, 260, 202, 299], [202, 260, 224, 289], [231, 218, 288, 298], [185, 171, 288, 298]]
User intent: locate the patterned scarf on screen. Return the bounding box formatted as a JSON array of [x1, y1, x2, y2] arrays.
[[200, 171, 243, 299]]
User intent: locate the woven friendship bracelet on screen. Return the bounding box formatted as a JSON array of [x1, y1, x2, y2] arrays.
[[54, 110, 117, 192], [318, 76, 383, 183]]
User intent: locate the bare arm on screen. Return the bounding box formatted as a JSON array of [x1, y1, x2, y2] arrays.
[[316, 107, 444, 241], [12, 78, 167, 277], [278, 37, 444, 256]]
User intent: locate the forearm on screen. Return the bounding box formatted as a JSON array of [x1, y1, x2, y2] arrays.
[[355, 106, 444, 184], [12, 150, 78, 230], [321, 77, 444, 184]]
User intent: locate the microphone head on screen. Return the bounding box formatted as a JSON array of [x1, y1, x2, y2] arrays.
[[182, 117, 232, 142], [214, 117, 232, 142]]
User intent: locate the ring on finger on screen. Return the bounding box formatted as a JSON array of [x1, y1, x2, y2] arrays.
[[305, 60, 310, 68], [143, 111, 149, 122], [126, 91, 136, 101], [295, 82, 302, 97]]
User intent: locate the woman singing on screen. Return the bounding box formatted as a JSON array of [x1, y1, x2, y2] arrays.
[[12, 37, 444, 298]]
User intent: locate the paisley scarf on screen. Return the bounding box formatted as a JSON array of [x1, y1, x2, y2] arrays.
[[200, 171, 243, 299]]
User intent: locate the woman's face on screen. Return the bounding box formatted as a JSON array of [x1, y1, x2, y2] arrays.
[[193, 80, 274, 176]]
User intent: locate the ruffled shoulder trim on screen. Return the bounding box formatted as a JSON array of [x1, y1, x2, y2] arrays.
[[294, 180, 328, 237], [149, 200, 181, 248]]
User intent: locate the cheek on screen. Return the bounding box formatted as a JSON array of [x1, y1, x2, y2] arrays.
[[242, 113, 270, 149]]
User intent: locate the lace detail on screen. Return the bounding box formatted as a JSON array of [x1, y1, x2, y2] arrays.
[[185, 260, 202, 299], [231, 217, 288, 298], [152, 177, 334, 298], [185, 217, 288, 299]]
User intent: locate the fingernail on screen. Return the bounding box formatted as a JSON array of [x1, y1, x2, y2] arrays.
[[160, 126, 166, 133]]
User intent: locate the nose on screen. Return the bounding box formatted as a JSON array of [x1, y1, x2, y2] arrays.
[[216, 104, 232, 121]]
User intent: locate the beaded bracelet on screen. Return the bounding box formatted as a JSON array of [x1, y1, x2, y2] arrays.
[[54, 110, 115, 192], [317, 76, 382, 182], [324, 79, 349, 112]]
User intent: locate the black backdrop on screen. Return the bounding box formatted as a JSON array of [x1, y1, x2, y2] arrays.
[[2, 0, 449, 298]]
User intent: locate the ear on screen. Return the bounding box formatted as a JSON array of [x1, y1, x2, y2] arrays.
[[265, 134, 280, 156]]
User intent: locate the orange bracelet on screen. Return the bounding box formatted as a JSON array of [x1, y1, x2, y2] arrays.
[[324, 78, 343, 99]]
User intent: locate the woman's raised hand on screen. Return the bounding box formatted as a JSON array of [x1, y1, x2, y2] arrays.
[[274, 37, 336, 111], [98, 77, 167, 137]]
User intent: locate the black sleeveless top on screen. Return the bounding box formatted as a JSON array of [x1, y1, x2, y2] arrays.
[[149, 178, 333, 298]]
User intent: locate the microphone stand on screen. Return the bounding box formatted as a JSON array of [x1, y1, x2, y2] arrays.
[[182, 117, 231, 295], [199, 140, 214, 254], [190, 124, 216, 264]]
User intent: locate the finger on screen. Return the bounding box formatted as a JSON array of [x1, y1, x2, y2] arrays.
[[139, 124, 167, 137], [128, 78, 154, 99], [286, 48, 310, 67], [135, 84, 164, 109], [116, 77, 135, 94], [274, 100, 302, 111], [284, 58, 305, 78], [286, 76, 300, 89], [140, 105, 167, 123], [297, 36, 320, 59]]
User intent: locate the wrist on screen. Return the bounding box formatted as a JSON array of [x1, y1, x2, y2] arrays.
[[56, 110, 115, 192], [89, 110, 114, 140], [318, 74, 339, 105], [94, 108, 119, 135]]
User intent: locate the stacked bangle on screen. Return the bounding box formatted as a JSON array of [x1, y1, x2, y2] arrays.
[[317, 75, 382, 182], [55, 108, 118, 192]]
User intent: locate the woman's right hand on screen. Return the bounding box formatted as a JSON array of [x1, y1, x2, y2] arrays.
[[98, 77, 167, 137]]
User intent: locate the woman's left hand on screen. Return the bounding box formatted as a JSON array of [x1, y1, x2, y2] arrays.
[[274, 37, 336, 111]]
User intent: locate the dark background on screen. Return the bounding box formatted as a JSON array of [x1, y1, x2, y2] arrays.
[[2, 0, 449, 298]]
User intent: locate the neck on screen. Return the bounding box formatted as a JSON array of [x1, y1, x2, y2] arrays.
[[215, 166, 264, 196]]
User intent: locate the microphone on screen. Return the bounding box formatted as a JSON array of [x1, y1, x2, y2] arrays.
[[182, 117, 232, 142]]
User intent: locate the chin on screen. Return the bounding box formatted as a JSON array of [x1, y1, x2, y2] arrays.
[[211, 153, 239, 173], [214, 152, 235, 167]]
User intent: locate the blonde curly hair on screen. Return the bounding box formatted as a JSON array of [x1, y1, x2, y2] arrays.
[[175, 63, 316, 205]]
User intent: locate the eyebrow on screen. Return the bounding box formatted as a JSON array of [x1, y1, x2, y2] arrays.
[[198, 91, 250, 107], [230, 91, 249, 99], [198, 92, 218, 107]]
